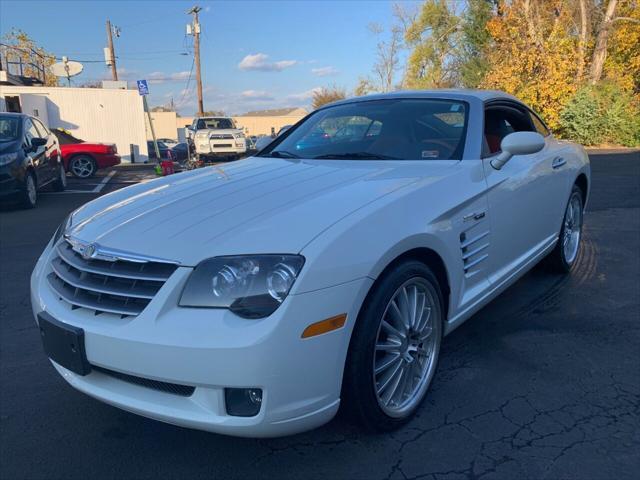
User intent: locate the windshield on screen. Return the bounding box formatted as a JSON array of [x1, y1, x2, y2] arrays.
[[260, 99, 468, 160], [0, 116, 21, 142], [197, 118, 236, 130]]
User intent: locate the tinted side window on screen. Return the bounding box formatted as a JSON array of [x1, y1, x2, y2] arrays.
[[33, 118, 50, 136], [24, 119, 41, 146], [484, 105, 535, 155], [529, 112, 550, 136]]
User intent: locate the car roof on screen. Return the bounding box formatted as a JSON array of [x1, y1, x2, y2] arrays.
[[0, 112, 27, 118], [323, 89, 520, 109]]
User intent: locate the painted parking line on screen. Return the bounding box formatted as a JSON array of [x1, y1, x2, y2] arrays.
[[42, 190, 97, 195], [92, 170, 117, 193]]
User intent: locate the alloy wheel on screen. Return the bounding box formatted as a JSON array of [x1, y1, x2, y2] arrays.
[[373, 278, 440, 418], [71, 157, 94, 178], [563, 193, 582, 264]]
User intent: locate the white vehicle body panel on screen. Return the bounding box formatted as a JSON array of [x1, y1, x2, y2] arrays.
[[31, 90, 590, 437]]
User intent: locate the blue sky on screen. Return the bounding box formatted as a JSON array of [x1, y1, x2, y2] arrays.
[[0, 0, 416, 115]]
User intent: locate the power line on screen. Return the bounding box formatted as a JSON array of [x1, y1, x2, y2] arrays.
[[177, 56, 196, 106]]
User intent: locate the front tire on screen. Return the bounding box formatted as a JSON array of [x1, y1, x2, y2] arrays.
[[342, 260, 444, 431], [52, 163, 67, 192], [21, 171, 37, 209], [546, 185, 584, 273], [69, 155, 96, 178]]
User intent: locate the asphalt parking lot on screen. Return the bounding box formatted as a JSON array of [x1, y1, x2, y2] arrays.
[[1, 151, 638, 479]]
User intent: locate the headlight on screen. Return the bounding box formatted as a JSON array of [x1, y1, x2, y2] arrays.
[[0, 152, 18, 166], [233, 132, 245, 139], [51, 213, 73, 245], [179, 255, 305, 318]]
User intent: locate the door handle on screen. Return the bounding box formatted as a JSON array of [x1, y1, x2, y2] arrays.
[[552, 157, 566, 169], [463, 211, 486, 222]]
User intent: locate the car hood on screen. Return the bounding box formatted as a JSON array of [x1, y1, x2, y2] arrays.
[[67, 157, 456, 266], [0, 140, 20, 154]]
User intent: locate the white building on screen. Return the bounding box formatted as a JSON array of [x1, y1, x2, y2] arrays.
[[0, 85, 149, 162]]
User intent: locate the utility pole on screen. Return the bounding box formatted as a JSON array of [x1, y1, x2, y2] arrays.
[[187, 6, 204, 117], [106, 20, 118, 81]]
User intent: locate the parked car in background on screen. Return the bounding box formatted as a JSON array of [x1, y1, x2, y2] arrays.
[[189, 116, 247, 162], [245, 136, 257, 154], [157, 138, 179, 148], [147, 140, 174, 161], [169, 142, 189, 162], [254, 125, 292, 151], [0, 113, 66, 208], [254, 134, 273, 151], [31, 90, 590, 437], [52, 129, 120, 178]]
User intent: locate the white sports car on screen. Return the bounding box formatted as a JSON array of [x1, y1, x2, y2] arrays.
[[31, 90, 590, 437]]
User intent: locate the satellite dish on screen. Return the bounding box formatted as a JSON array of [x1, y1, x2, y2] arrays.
[[50, 57, 84, 85]]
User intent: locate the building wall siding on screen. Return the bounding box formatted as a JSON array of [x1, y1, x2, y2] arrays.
[[0, 86, 149, 162]]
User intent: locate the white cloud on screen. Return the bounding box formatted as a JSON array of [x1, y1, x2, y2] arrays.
[[287, 87, 322, 102], [147, 71, 192, 84], [311, 66, 339, 77], [238, 53, 297, 72], [240, 90, 274, 101]]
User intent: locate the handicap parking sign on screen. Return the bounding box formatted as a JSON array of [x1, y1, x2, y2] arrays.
[[136, 80, 149, 96]]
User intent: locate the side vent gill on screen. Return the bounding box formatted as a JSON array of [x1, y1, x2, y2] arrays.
[[459, 225, 490, 278]]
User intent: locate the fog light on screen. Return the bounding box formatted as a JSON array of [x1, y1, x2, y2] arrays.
[[225, 388, 263, 417]]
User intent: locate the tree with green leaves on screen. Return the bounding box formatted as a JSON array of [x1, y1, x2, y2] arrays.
[[403, 0, 461, 88], [459, 0, 494, 87]]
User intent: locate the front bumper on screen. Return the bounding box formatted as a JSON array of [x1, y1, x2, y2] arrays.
[[0, 164, 24, 198], [195, 139, 246, 156], [31, 242, 372, 437]]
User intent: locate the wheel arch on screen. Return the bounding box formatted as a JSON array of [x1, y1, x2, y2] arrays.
[[67, 152, 97, 163], [575, 173, 588, 207], [25, 164, 37, 184], [368, 247, 451, 322]]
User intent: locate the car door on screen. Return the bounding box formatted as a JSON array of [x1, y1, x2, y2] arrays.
[[481, 101, 567, 284], [32, 118, 60, 177], [23, 118, 52, 185]]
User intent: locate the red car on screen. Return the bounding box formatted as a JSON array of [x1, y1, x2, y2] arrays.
[[52, 129, 121, 178]]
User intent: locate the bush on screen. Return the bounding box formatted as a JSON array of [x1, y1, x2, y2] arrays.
[[558, 82, 640, 147]]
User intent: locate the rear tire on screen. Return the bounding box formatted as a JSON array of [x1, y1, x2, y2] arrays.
[[69, 155, 96, 178], [342, 260, 444, 432], [21, 171, 37, 209], [52, 163, 67, 192], [545, 185, 584, 273]]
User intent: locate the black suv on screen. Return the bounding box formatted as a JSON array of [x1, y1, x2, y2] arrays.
[[0, 113, 66, 208]]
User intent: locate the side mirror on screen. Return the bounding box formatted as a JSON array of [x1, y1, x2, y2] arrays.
[[30, 137, 48, 149], [490, 131, 545, 170]]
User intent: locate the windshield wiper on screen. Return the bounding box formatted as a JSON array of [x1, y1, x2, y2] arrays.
[[264, 150, 300, 159], [313, 152, 399, 160]]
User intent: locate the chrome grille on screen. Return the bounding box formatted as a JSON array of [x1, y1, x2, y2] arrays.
[[210, 134, 233, 139], [48, 241, 178, 317]]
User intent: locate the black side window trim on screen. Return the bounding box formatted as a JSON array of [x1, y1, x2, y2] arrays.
[[527, 108, 551, 137]]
